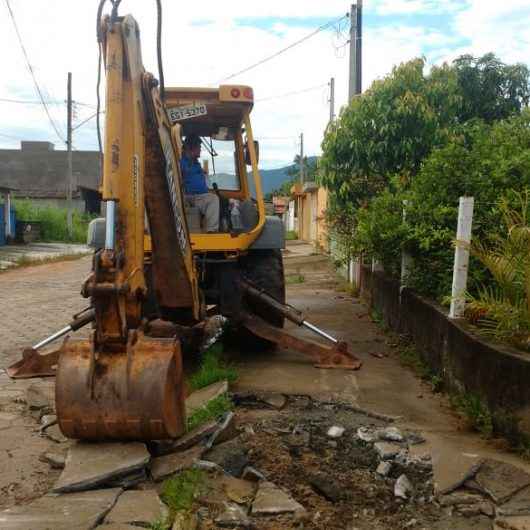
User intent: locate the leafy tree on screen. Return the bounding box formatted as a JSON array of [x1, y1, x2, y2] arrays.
[[319, 58, 460, 209], [454, 53, 530, 123]]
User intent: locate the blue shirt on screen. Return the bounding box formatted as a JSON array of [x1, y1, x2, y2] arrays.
[[180, 155, 208, 195]]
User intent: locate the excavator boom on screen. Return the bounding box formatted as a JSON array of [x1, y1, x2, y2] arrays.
[[56, 13, 197, 441]]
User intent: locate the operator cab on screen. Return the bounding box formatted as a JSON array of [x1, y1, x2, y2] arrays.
[[164, 85, 262, 240]]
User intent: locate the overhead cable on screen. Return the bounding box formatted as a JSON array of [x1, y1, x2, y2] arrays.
[[4, 0, 66, 143], [217, 14, 348, 83]]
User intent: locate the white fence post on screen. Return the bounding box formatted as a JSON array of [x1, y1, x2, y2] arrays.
[[449, 196, 474, 319], [400, 200, 412, 288]]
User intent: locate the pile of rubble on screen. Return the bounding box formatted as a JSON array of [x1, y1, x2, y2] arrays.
[[4, 378, 530, 529]]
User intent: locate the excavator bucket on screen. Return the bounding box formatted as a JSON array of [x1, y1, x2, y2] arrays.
[[55, 331, 185, 441]]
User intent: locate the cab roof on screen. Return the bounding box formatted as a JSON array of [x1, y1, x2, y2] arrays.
[[164, 85, 254, 138]]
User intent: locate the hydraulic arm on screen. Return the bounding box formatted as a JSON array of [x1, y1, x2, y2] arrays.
[[55, 12, 199, 441]]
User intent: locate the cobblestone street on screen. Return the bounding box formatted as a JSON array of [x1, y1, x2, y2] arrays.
[[0, 257, 91, 366]]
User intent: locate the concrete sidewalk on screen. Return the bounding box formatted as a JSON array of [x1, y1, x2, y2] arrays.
[[0, 242, 90, 271]]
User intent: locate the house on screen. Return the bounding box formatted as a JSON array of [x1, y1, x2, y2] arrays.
[[0, 141, 101, 214], [291, 181, 328, 251], [0, 185, 15, 245]]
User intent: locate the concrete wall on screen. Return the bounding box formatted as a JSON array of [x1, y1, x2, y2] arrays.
[[360, 265, 530, 435], [0, 141, 100, 198], [296, 187, 329, 250]]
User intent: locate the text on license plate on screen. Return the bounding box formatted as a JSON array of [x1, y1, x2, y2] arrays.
[[168, 104, 207, 123]]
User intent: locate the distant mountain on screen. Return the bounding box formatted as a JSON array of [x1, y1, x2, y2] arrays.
[[252, 156, 318, 196], [208, 157, 318, 196]]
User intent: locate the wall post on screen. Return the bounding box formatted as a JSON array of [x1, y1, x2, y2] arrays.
[[449, 196, 474, 319]]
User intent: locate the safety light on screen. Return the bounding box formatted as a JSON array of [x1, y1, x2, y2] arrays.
[[243, 87, 253, 99], [230, 88, 241, 98]]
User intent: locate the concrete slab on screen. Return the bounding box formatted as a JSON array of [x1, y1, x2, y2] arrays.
[[251, 481, 306, 516], [104, 490, 168, 526], [500, 486, 530, 516], [475, 459, 530, 503], [151, 444, 205, 482], [0, 487, 122, 530], [495, 515, 530, 529], [185, 380, 228, 416], [53, 442, 150, 493]]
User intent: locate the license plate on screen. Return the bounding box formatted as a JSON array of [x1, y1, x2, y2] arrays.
[[168, 104, 207, 123]]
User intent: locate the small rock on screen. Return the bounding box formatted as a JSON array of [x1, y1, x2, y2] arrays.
[[193, 460, 226, 474], [104, 490, 168, 526], [39, 451, 65, 469], [286, 427, 310, 448], [258, 392, 287, 410], [25, 381, 55, 411], [357, 427, 377, 443], [251, 481, 306, 516], [378, 426, 404, 442], [172, 511, 199, 530], [151, 445, 205, 482], [394, 474, 413, 500], [327, 426, 345, 439], [40, 414, 57, 427], [42, 422, 68, 444], [242, 466, 267, 482], [204, 438, 249, 477], [206, 411, 238, 448], [376, 461, 392, 477], [309, 473, 343, 503], [406, 432, 426, 445], [53, 442, 150, 493], [215, 502, 251, 528], [374, 442, 400, 461], [479, 502, 494, 517], [328, 440, 338, 448], [404, 519, 417, 528], [222, 476, 257, 505]]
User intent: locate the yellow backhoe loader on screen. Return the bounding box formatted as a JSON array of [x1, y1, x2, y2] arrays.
[[7, 0, 361, 442]]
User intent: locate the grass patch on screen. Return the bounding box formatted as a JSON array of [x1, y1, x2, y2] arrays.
[[188, 343, 237, 391], [150, 518, 171, 530], [161, 468, 207, 515], [187, 393, 233, 431], [451, 392, 493, 437], [286, 272, 305, 284], [285, 230, 298, 241], [14, 199, 95, 243]]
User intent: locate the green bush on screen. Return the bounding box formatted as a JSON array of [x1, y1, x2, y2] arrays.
[[13, 200, 93, 243]]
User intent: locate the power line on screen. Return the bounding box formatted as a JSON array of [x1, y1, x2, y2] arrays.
[[72, 111, 104, 131], [256, 83, 328, 103], [217, 14, 348, 83], [3, 0, 66, 143]]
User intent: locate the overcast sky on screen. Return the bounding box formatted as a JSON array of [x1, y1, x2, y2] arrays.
[[1, 0, 530, 169]]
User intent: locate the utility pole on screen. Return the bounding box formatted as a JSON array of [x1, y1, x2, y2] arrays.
[[299, 132, 305, 184], [66, 72, 73, 238], [329, 77, 335, 123], [348, 0, 363, 101]]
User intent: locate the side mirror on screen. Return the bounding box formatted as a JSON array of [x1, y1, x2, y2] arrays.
[[244, 140, 259, 166]]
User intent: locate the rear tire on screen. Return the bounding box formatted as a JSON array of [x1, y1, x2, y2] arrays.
[[238, 248, 285, 349]]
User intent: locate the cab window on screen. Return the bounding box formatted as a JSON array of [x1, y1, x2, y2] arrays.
[[204, 138, 241, 191]]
